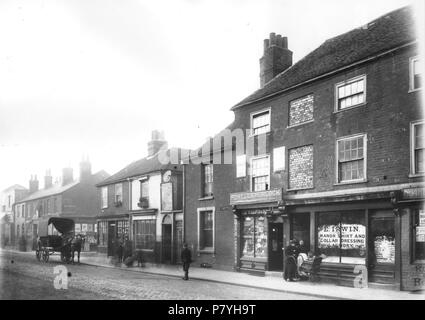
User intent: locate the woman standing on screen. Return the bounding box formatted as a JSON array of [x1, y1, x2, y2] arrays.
[[284, 240, 299, 282]]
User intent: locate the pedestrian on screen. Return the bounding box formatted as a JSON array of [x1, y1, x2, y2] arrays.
[[181, 243, 192, 280], [116, 238, 123, 264], [283, 240, 299, 282]]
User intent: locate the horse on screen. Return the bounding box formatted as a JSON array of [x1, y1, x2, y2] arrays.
[[71, 234, 84, 264]]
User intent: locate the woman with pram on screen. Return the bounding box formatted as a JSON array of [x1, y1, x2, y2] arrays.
[[283, 240, 299, 281]]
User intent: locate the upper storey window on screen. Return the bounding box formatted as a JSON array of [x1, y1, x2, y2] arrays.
[[410, 57, 422, 92], [335, 75, 366, 111], [251, 109, 270, 135]]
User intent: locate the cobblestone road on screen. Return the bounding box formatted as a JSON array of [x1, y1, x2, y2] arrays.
[[0, 251, 325, 300]]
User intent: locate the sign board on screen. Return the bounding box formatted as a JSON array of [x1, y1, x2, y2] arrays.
[[318, 224, 366, 249], [82, 224, 87, 232], [161, 182, 173, 211], [74, 224, 81, 233], [402, 187, 425, 200], [420, 210, 425, 226], [230, 189, 282, 205]]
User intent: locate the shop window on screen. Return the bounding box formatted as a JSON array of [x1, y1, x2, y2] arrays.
[[251, 109, 270, 135], [251, 156, 270, 191], [241, 215, 267, 258], [410, 57, 422, 92], [369, 215, 395, 265], [202, 164, 213, 197], [410, 121, 424, 175], [198, 209, 214, 251], [101, 187, 108, 208], [134, 219, 156, 251], [335, 75, 366, 111], [337, 134, 366, 183], [291, 213, 310, 250], [98, 221, 107, 246], [317, 212, 366, 264], [412, 209, 425, 261], [117, 220, 129, 241]]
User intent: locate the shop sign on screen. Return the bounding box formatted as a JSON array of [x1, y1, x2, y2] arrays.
[[82, 224, 87, 232], [74, 224, 81, 233], [318, 224, 366, 249], [419, 210, 425, 226], [230, 189, 282, 205], [416, 226, 425, 242], [402, 187, 425, 200]]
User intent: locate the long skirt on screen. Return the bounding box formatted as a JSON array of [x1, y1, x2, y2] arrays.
[[284, 256, 297, 280]]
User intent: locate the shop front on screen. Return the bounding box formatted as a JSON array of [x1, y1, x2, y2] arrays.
[[96, 214, 129, 256]]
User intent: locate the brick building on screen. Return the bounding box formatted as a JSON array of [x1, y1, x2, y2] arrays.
[[13, 159, 109, 251], [184, 6, 424, 290], [96, 131, 184, 264]]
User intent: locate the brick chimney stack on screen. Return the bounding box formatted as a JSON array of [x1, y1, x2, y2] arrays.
[[29, 175, 39, 194], [44, 169, 53, 189], [259, 33, 293, 88], [79, 155, 92, 182], [62, 167, 74, 186], [147, 130, 168, 157]]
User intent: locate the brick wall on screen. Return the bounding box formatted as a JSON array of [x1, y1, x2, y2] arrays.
[[288, 145, 314, 190], [289, 94, 314, 127]]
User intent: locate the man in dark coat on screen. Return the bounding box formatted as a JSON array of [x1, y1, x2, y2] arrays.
[[284, 240, 299, 281], [181, 243, 192, 280]]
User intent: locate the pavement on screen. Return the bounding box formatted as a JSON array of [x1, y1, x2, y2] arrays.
[[3, 248, 424, 300]]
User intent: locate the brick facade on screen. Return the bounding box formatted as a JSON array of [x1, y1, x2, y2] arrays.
[[288, 145, 314, 190]]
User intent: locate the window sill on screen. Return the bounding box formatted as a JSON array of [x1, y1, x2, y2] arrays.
[[333, 102, 367, 114], [334, 179, 368, 186], [409, 173, 425, 178], [248, 131, 271, 139], [408, 87, 422, 93], [287, 119, 314, 129], [287, 186, 314, 192], [198, 196, 214, 201], [198, 248, 215, 254]]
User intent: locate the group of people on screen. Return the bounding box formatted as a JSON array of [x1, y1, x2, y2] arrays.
[[284, 239, 323, 282], [115, 237, 133, 264]]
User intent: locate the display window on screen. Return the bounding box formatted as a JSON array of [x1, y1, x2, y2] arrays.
[[242, 213, 267, 258]]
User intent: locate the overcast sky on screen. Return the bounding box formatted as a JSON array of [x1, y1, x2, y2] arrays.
[[0, 0, 421, 193]]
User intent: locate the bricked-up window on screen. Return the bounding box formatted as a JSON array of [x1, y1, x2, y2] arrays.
[[289, 145, 313, 190], [273, 146, 286, 172], [98, 221, 107, 246], [202, 164, 213, 197], [115, 183, 123, 203], [236, 155, 246, 178], [337, 135, 366, 183], [251, 156, 270, 191], [241, 215, 267, 258], [289, 94, 314, 126], [134, 219, 156, 250], [336, 76, 366, 111], [411, 121, 424, 175], [101, 186, 108, 208], [251, 109, 270, 135], [410, 57, 422, 91], [199, 210, 214, 250], [412, 209, 425, 261]]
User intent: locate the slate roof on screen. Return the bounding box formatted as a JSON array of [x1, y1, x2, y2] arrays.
[[232, 6, 416, 110], [96, 148, 184, 187], [16, 170, 109, 203]]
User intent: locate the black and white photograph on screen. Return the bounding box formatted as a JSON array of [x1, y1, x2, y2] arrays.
[[0, 0, 424, 306]]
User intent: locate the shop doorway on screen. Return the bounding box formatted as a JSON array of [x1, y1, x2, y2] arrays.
[[368, 211, 396, 284], [268, 223, 283, 271], [107, 222, 116, 257], [175, 220, 183, 264], [162, 215, 172, 264]]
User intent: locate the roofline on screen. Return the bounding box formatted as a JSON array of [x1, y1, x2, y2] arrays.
[[96, 168, 177, 187], [231, 40, 417, 110], [14, 181, 81, 204]]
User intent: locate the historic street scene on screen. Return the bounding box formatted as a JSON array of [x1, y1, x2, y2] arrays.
[[0, 0, 424, 301]]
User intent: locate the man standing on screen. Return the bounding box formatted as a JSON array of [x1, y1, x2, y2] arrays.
[[181, 243, 192, 280]]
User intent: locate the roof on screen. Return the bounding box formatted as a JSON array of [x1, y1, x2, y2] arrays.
[[2, 184, 27, 192], [97, 148, 184, 186], [16, 170, 109, 203], [232, 6, 416, 109]]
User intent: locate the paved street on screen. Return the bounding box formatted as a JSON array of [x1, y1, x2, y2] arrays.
[[0, 251, 326, 300]]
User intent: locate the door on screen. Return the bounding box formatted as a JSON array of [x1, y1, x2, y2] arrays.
[[269, 223, 283, 271], [162, 224, 172, 263], [107, 222, 116, 257], [175, 220, 183, 264], [368, 212, 396, 284]]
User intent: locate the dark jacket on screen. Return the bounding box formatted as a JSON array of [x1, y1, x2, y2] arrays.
[[181, 247, 192, 263], [285, 245, 299, 257]]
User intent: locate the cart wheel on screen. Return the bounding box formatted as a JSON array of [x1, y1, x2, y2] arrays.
[[36, 250, 41, 261], [42, 250, 49, 263]]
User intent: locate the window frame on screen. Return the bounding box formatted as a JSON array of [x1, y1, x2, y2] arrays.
[[409, 56, 422, 93], [410, 120, 425, 177], [101, 186, 108, 209], [114, 183, 123, 203], [335, 133, 367, 184], [250, 154, 271, 192], [197, 207, 215, 253], [250, 108, 271, 136], [334, 75, 367, 112]]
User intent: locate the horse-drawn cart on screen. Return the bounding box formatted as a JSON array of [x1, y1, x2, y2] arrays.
[[35, 217, 74, 264]]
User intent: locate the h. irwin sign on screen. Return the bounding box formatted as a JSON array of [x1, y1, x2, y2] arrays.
[[230, 189, 282, 205]]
